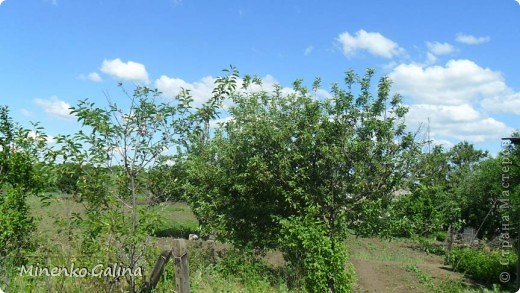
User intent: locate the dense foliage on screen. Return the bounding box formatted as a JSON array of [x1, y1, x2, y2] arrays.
[[446, 248, 517, 287], [0, 106, 48, 264], [184, 68, 418, 292]]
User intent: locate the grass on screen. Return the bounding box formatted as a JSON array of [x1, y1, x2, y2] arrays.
[[14, 193, 294, 292], [347, 236, 423, 264], [405, 264, 511, 293], [150, 201, 200, 238], [405, 264, 436, 290]]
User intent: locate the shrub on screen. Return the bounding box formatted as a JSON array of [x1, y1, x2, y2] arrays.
[[278, 215, 355, 293], [416, 237, 446, 256], [434, 231, 446, 242], [0, 186, 35, 263], [445, 247, 517, 287]]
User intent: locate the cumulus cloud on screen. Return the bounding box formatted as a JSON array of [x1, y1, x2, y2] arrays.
[[481, 92, 520, 115], [431, 139, 455, 149], [455, 33, 490, 45], [155, 75, 215, 106], [389, 59, 506, 105], [34, 97, 74, 120], [425, 52, 437, 64], [426, 41, 455, 55], [155, 74, 327, 107], [389, 59, 516, 143], [0, 0, 6, 6], [406, 104, 512, 143], [101, 58, 149, 83], [336, 30, 404, 59]]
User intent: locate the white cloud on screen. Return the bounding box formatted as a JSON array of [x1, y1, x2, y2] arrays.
[[87, 72, 102, 82], [336, 30, 404, 59], [425, 52, 437, 64], [406, 104, 512, 143], [481, 92, 520, 115], [409, 104, 480, 123], [304, 46, 313, 56], [155, 75, 215, 106], [389, 59, 517, 143], [426, 42, 455, 55], [34, 97, 74, 120], [155, 73, 331, 107], [389, 59, 507, 105], [100, 58, 149, 83], [79, 72, 103, 82], [431, 139, 455, 149], [455, 33, 490, 45], [0, 0, 6, 6]]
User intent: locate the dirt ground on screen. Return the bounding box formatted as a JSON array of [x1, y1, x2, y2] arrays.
[[156, 236, 469, 292], [348, 237, 467, 293]]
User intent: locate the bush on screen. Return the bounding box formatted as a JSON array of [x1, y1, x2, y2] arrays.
[[434, 231, 446, 242], [0, 185, 35, 264], [445, 247, 517, 287], [417, 237, 446, 256], [278, 215, 355, 293]]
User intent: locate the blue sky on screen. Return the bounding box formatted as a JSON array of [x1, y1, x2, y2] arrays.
[[1, 0, 519, 154]]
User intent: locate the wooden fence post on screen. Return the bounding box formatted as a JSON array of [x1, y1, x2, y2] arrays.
[[141, 250, 172, 292], [172, 238, 190, 293]]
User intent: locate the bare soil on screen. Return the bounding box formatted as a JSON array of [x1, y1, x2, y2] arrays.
[[348, 237, 467, 293]]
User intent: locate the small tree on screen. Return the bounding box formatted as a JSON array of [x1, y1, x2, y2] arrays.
[[54, 85, 194, 292], [53, 71, 237, 291]]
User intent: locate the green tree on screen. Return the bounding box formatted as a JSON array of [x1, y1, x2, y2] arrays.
[[453, 135, 519, 239], [0, 106, 48, 263], [54, 85, 194, 292], [392, 141, 490, 238], [52, 74, 236, 291], [448, 141, 488, 188], [455, 157, 503, 239], [185, 69, 418, 292]]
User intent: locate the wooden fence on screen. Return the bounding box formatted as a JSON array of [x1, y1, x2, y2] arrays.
[[141, 238, 190, 293]]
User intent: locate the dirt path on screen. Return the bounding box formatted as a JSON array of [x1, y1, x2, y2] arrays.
[[349, 237, 466, 292], [352, 259, 426, 293]]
